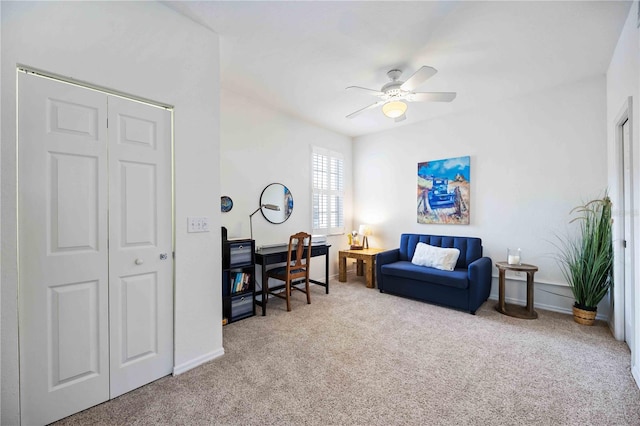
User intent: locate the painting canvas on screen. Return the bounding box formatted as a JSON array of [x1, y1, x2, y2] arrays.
[[417, 156, 470, 225]]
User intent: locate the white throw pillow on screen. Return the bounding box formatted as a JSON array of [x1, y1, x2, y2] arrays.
[[411, 242, 460, 271]]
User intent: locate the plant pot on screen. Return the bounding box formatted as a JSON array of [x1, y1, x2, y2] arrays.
[[573, 305, 597, 326]]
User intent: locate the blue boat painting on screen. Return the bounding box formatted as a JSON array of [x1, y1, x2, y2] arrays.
[[417, 156, 470, 225]]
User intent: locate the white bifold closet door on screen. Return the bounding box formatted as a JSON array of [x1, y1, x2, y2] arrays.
[[18, 72, 173, 425]]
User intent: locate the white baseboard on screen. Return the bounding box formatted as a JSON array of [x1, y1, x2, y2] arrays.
[[487, 276, 611, 321], [633, 364, 640, 390], [487, 294, 608, 321], [173, 348, 225, 375]]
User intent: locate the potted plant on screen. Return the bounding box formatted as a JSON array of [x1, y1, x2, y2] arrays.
[[556, 194, 613, 325]]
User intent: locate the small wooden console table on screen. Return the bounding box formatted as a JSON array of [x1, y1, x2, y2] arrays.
[[495, 261, 539, 319], [338, 248, 384, 288]]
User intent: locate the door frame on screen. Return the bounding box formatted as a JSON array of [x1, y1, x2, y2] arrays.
[[612, 96, 638, 388], [16, 67, 176, 419], [612, 97, 633, 342]]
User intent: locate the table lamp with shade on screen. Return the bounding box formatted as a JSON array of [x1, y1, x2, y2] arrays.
[[249, 204, 280, 240], [358, 224, 372, 249]]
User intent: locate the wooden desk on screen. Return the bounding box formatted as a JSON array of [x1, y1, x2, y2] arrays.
[[338, 248, 385, 288], [495, 261, 539, 319], [254, 244, 330, 316]]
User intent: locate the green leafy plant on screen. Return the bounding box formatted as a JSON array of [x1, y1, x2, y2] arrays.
[[556, 195, 613, 310]]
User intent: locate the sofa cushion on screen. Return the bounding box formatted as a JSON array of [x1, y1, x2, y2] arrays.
[[399, 234, 482, 269], [381, 261, 469, 289], [411, 242, 460, 271]]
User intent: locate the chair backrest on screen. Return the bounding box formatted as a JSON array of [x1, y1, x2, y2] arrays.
[[286, 232, 312, 276]]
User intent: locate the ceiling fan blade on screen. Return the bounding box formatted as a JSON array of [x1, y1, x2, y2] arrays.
[[395, 114, 407, 123], [346, 86, 384, 96], [400, 66, 437, 91], [409, 92, 457, 102], [346, 101, 385, 119]]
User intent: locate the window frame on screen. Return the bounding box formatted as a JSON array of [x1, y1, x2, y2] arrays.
[[311, 146, 344, 235]]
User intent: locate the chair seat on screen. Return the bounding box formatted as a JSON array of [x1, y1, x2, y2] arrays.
[[268, 266, 306, 276]]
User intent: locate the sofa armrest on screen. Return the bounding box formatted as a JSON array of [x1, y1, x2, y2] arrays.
[[467, 257, 492, 313], [376, 248, 400, 291]]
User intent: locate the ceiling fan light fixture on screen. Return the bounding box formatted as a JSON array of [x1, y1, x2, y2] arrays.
[[382, 100, 407, 118], [345, 66, 455, 120]]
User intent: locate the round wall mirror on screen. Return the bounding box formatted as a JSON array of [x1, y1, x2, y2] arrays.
[[260, 183, 293, 224]]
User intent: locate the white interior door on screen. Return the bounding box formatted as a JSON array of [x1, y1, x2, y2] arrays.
[[18, 72, 173, 424], [622, 117, 634, 348], [18, 72, 110, 425], [108, 96, 173, 398]]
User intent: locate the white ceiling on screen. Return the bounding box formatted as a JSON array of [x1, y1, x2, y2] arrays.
[[164, 1, 632, 138]]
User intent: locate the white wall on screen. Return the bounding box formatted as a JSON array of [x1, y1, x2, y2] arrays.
[[220, 88, 353, 280], [0, 1, 3, 417], [606, 0, 640, 385], [353, 75, 609, 316], [1, 2, 222, 423]]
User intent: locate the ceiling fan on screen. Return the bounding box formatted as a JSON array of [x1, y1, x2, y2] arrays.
[[345, 66, 456, 122]]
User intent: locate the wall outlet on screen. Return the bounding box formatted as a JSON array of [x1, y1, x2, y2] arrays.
[[187, 216, 210, 233]]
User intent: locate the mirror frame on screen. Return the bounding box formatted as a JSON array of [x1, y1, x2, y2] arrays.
[[260, 183, 293, 224]]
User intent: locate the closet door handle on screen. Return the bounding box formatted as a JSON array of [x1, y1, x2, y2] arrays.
[[135, 258, 144, 265]]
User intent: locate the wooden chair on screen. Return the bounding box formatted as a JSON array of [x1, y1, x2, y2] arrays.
[[266, 232, 312, 311]]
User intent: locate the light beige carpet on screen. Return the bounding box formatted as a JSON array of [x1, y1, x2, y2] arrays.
[[56, 277, 640, 425]]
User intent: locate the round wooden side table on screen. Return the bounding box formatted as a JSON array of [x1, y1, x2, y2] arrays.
[[495, 261, 539, 319]]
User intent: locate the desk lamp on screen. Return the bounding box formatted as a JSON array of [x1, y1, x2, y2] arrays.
[[359, 224, 372, 249], [249, 204, 280, 240]]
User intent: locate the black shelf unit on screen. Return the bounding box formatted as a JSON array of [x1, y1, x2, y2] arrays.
[[222, 237, 256, 324]]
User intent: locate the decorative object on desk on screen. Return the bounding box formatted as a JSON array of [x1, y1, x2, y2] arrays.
[[358, 224, 372, 249], [260, 183, 293, 224], [221, 195, 233, 212], [507, 248, 521, 265], [417, 156, 470, 225], [555, 193, 613, 325], [311, 234, 327, 246], [350, 230, 362, 249], [249, 204, 280, 240]]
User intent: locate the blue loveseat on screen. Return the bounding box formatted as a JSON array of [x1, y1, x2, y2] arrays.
[[376, 233, 492, 314]]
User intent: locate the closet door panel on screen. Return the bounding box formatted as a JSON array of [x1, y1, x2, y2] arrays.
[[18, 72, 110, 426], [108, 95, 173, 398]]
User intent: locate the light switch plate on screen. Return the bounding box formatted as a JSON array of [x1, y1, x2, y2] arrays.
[[187, 216, 210, 233]]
